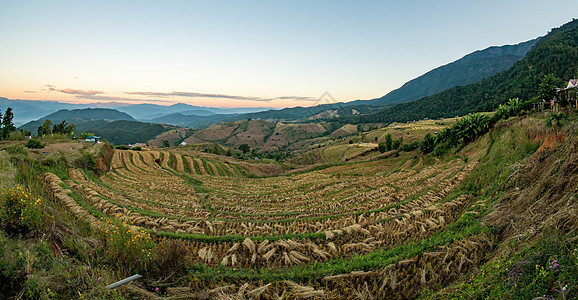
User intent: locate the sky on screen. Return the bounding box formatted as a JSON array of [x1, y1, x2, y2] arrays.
[[0, 1, 575, 108]]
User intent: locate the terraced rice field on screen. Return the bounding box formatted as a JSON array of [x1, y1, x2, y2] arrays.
[[42, 148, 494, 299]]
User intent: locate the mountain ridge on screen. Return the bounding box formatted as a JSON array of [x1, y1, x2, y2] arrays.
[[349, 38, 539, 107], [344, 19, 578, 124]]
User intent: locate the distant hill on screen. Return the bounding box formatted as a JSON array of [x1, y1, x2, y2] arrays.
[[183, 119, 336, 152], [115, 103, 274, 120], [19, 108, 135, 134], [83, 120, 173, 145], [346, 19, 578, 124], [0, 98, 95, 126], [209, 39, 538, 123], [236, 104, 380, 123], [347, 38, 539, 107], [149, 113, 240, 128]]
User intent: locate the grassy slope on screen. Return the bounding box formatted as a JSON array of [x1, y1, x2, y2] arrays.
[[0, 112, 577, 299]]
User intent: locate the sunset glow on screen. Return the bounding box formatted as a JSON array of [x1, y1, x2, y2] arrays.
[[0, 0, 575, 108]]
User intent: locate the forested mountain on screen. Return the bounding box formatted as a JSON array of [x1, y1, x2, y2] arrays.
[[351, 38, 539, 107], [149, 113, 240, 128], [238, 103, 380, 122], [200, 38, 538, 122], [0, 98, 96, 126], [78, 120, 172, 145], [19, 108, 135, 133], [344, 19, 578, 124]]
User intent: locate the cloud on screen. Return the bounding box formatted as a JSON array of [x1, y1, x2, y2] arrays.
[[124, 91, 269, 101], [123, 91, 322, 102], [46, 85, 103, 96], [79, 95, 175, 103], [271, 96, 319, 102]]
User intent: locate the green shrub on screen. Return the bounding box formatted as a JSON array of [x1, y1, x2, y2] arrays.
[[74, 151, 96, 170], [419, 133, 435, 154], [392, 139, 402, 150], [5, 144, 28, 156], [115, 145, 129, 150], [8, 131, 27, 141], [399, 141, 420, 152], [132, 146, 142, 151], [25, 138, 45, 149], [546, 112, 567, 127], [0, 186, 43, 231], [100, 215, 155, 271], [433, 142, 450, 157]]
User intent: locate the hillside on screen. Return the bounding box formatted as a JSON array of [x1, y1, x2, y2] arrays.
[[115, 103, 273, 121], [182, 119, 336, 152], [358, 38, 538, 106], [196, 38, 537, 123], [149, 113, 240, 129], [83, 120, 174, 145], [347, 19, 578, 124], [1, 109, 575, 299], [0, 98, 97, 126], [19, 108, 135, 134]]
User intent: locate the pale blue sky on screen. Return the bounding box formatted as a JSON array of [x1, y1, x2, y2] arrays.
[[0, 0, 575, 107]]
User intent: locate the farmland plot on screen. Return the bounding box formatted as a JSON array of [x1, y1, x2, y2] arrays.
[[44, 148, 493, 298]]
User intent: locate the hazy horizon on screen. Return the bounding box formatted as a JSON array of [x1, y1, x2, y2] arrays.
[[1, 1, 575, 109]]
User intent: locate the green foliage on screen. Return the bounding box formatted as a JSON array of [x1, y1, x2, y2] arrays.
[[79, 132, 95, 139], [392, 139, 402, 150], [537, 73, 559, 102], [419, 133, 435, 154], [399, 141, 420, 152], [436, 113, 491, 149], [132, 146, 142, 151], [239, 143, 250, 154], [23, 277, 42, 299], [423, 235, 577, 300], [25, 138, 45, 149], [507, 97, 521, 116], [5, 144, 28, 156], [384, 133, 393, 150], [161, 140, 170, 148], [546, 112, 567, 127], [37, 120, 52, 136], [115, 145, 129, 150], [433, 142, 451, 157], [8, 130, 28, 141], [378, 142, 387, 153], [0, 107, 16, 140], [0, 186, 43, 231], [51, 120, 76, 135], [100, 215, 155, 272], [74, 151, 96, 170]]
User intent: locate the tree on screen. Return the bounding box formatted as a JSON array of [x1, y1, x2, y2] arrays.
[[384, 133, 393, 151], [64, 122, 76, 135], [239, 144, 250, 154], [419, 133, 435, 154], [52, 120, 66, 134], [161, 140, 170, 148], [25, 138, 45, 149], [1, 107, 16, 140], [538, 74, 558, 102], [38, 120, 53, 136]]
